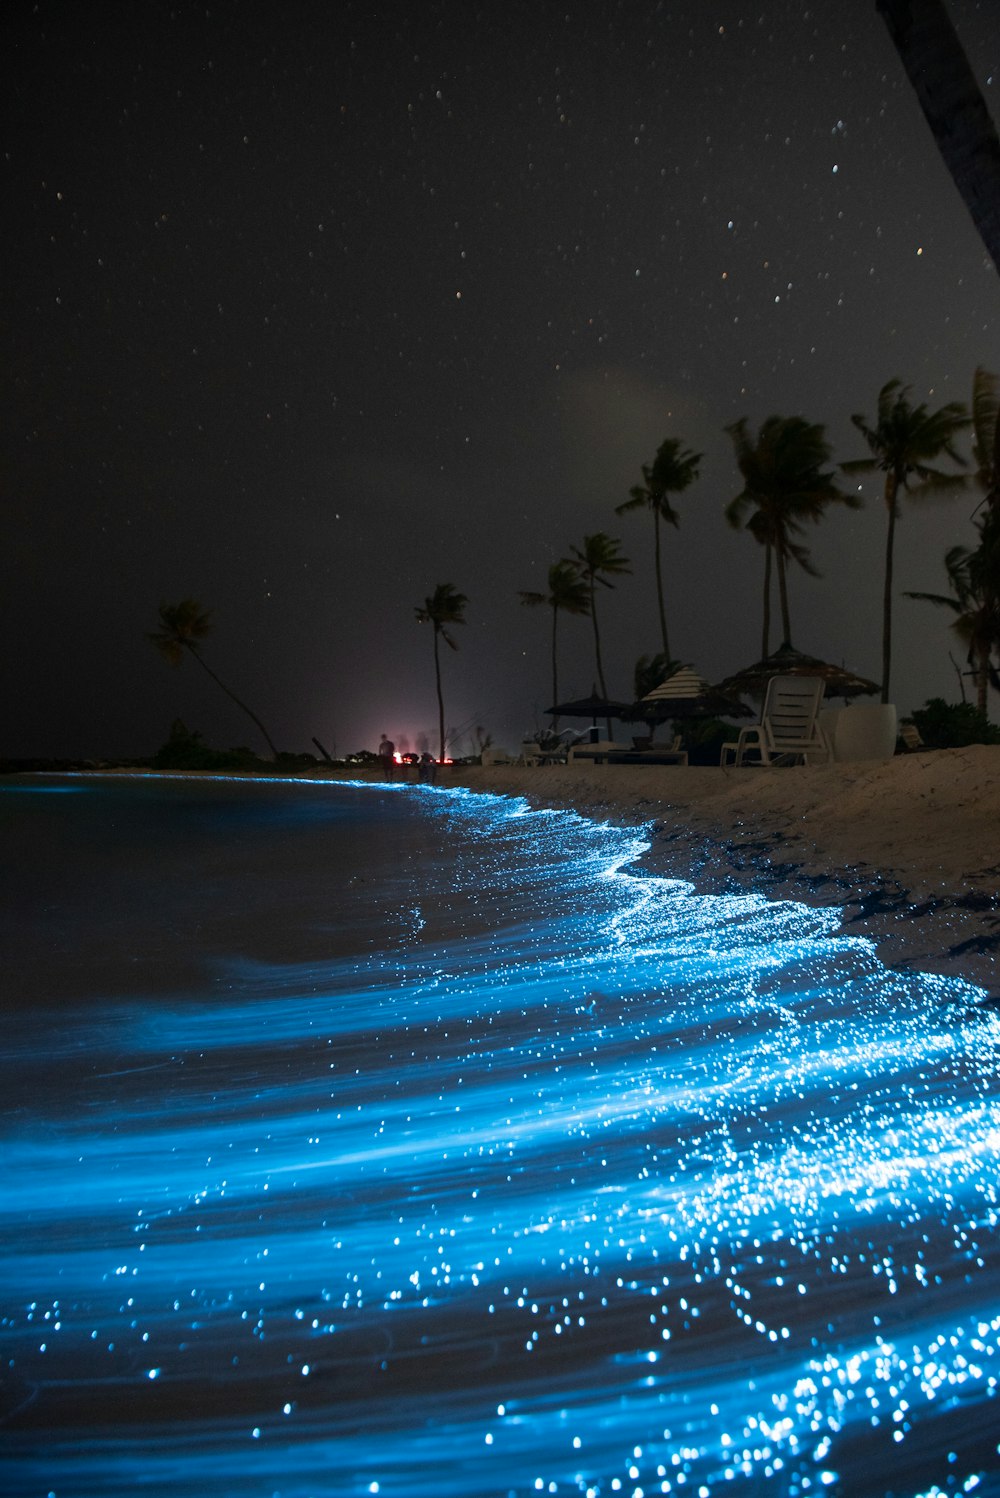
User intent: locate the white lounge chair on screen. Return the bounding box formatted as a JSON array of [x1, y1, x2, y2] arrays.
[[567, 739, 618, 763], [899, 721, 924, 753], [720, 675, 830, 766]]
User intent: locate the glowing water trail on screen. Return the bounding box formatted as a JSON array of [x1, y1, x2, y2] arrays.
[[2, 776, 999, 1496]]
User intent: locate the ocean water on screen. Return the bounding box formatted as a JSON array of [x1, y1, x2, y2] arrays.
[[2, 773, 1000, 1498]]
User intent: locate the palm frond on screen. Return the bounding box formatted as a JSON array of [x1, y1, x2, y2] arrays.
[[415, 583, 468, 631], [569, 532, 631, 582], [903, 589, 961, 613]]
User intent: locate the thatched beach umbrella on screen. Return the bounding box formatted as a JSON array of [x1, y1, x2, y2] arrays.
[[717, 643, 879, 701], [629, 665, 752, 723]]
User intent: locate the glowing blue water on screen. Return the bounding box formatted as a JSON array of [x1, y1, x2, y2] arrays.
[[2, 774, 999, 1498]]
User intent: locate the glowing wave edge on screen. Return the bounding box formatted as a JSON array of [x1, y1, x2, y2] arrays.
[[2, 775, 999, 1498]]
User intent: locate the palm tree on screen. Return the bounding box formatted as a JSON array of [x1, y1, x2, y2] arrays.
[[568, 532, 631, 701], [971, 366, 1000, 504], [844, 380, 969, 703], [148, 598, 279, 758], [519, 560, 590, 727], [911, 367, 1000, 717], [906, 546, 1000, 715], [633, 651, 680, 701], [615, 437, 702, 659], [971, 366, 1000, 565], [415, 583, 468, 762], [725, 416, 855, 658], [967, 367, 1000, 644], [877, 0, 1000, 272]]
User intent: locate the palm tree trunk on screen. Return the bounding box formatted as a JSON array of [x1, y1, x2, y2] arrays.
[[877, 0, 1000, 273], [589, 581, 608, 698], [882, 475, 899, 704], [776, 546, 792, 647], [761, 543, 773, 658], [976, 653, 989, 715], [550, 603, 559, 728], [186, 644, 278, 758], [654, 510, 670, 659], [433, 629, 446, 762], [588, 582, 614, 739]]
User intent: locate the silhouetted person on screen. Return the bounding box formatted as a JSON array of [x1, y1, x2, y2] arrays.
[[378, 734, 396, 780], [418, 751, 437, 783]]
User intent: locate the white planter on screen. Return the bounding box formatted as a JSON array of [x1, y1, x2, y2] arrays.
[[818, 706, 842, 758], [834, 703, 898, 762]]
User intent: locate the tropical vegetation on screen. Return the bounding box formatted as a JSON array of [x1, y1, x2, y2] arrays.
[[616, 437, 701, 660], [908, 697, 1000, 749], [844, 380, 969, 703], [567, 532, 631, 701], [905, 546, 1000, 715], [148, 369, 1000, 763], [148, 598, 279, 758], [904, 369, 1000, 714], [518, 560, 590, 727], [415, 583, 468, 762], [633, 651, 679, 702], [725, 415, 856, 658]]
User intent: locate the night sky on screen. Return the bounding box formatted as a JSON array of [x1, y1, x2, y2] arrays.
[[5, 1, 998, 761]]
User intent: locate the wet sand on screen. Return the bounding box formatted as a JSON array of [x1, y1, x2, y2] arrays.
[[437, 746, 1000, 996]]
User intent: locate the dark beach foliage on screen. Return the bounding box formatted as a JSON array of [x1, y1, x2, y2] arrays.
[[909, 698, 1000, 748], [152, 721, 261, 771], [151, 721, 322, 772], [148, 599, 279, 759], [676, 715, 734, 766]]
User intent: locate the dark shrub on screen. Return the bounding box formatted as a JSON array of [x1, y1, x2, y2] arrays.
[[678, 716, 734, 766], [152, 720, 260, 770], [909, 698, 1000, 748]]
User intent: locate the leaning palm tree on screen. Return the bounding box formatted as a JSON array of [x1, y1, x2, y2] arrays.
[[844, 380, 969, 703], [568, 532, 631, 701], [966, 367, 1000, 630], [725, 416, 855, 658], [616, 437, 702, 659], [519, 560, 590, 728], [877, 0, 1000, 272], [906, 545, 1000, 715], [971, 366, 1000, 505], [971, 366, 1000, 562], [920, 367, 1000, 718], [148, 598, 279, 758], [415, 583, 468, 762]]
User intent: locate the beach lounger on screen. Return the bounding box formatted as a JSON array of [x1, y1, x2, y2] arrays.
[[567, 739, 618, 763], [720, 675, 830, 766], [480, 747, 514, 766]]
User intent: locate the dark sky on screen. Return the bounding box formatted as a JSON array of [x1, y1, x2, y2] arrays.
[[5, 1, 998, 760]]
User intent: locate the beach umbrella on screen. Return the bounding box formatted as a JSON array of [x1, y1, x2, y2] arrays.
[[717, 643, 879, 700], [628, 665, 752, 722], [545, 690, 631, 722], [545, 687, 631, 744]]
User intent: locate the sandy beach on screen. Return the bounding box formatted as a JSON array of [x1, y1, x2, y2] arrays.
[[422, 746, 1000, 997]]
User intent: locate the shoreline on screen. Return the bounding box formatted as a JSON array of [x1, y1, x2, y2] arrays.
[[13, 750, 1000, 996], [449, 749, 1000, 998]]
